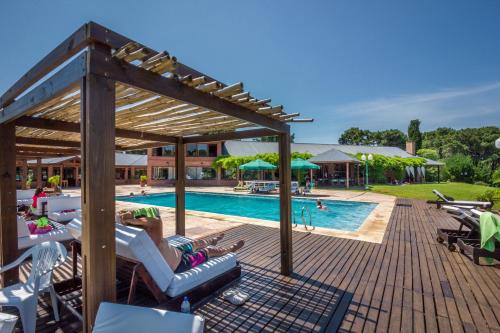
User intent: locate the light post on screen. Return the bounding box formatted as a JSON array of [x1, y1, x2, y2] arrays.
[[360, 153, 373, 190]]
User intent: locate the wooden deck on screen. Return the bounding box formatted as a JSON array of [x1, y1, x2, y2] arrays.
[[10, 199, 500, 332]]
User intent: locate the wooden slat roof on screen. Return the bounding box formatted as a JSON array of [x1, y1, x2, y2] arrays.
[[3, 23, 313, 151]]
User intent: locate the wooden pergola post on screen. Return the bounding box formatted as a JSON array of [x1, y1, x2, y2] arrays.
[[21, 160, 28, 189], [175, 137, 186, 236], [346, 162, 350, 189], [0, 122, 19, 287], [279, 132, 292, 275], [80, 68, 117, 331], [36, 158, 42, 188]]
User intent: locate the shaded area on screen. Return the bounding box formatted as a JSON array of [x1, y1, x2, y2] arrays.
[[5, 199, 500, 332]]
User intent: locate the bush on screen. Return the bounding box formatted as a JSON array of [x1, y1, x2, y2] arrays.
[[140, 175, 148, 183], [48, 175, 60, 186], [473, 162, 492, 184], [476, 189, 500, 204], [492, 167, 500, 186], [444, 154, 475, 183]]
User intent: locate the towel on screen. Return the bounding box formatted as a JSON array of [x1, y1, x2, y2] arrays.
[[480, 212, 500, 263], [133, 207, 160, 219]]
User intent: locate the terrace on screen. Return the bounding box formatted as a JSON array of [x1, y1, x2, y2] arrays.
[[12, 198, 500, 332]]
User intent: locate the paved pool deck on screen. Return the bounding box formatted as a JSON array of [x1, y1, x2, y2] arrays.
[[64, 185, 395, 243]]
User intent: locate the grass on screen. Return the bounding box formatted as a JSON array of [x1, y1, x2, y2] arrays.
[[365, 182, 499, 209]]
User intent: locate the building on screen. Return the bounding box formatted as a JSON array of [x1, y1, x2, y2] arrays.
[[147, 140, 444, 187], [16, 153, 147, 189]]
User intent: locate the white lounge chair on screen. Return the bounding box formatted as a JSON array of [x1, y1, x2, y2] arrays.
[[16, 189, 35, 207], [32, 195, 70, 216], [17, 216, 73, 250], [66, 219, 240, 303], [46, 196, 81, 222], [93, 302, 205, 333], [0, 241, 67, 333], [432, 190, 492, 209]]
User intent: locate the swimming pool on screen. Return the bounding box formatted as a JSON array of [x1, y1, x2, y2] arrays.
[[117, 192, 377, 231]]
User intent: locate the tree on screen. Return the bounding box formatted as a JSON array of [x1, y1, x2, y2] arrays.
[[408, 119, 422, 151], [338, 127, 371, 145], [374, 129, 407, 149], [444, 154, 475, 183], [417, 148, 438, 161]]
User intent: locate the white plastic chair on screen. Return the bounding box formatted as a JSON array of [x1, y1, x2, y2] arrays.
[[0, 241, 67, 333]]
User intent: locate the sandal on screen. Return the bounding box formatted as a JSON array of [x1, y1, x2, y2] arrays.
[[222, 288, 250, 305]]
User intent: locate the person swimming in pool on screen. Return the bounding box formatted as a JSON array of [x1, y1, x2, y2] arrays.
[[316, 199, 327, 210]]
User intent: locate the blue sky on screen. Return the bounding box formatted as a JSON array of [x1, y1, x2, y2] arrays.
[[1, 0, 499, 142]]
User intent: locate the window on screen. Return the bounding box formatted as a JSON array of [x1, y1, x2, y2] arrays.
[[152, 167, 175, 180], [186, 167, 216, 180], [208, 144, 217, 157], [186, 143, 218, 157], [197, 144, 208, 157], [187, 144, 198, 157], [152, 145, 175, 157]]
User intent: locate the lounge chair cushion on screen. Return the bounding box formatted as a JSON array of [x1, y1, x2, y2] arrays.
[[48, 209, 82, 223], [67, 219, 175, 292], [17, 216, 30, 238], [166, 253, 237, 297], [93, 302, 205, 333], [17, 221, 72, 250], [46, 196, 81, 214]]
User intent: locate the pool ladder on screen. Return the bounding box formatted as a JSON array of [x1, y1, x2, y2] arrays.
[[293, 206, 315, 230]]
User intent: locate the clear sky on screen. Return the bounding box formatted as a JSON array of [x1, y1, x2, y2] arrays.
[[1, 0, 499, 142]]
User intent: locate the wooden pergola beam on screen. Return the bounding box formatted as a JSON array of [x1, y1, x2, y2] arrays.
[[0, 53, 86, 124], [16, 137, 125, 150], [183, 128, 277, 143], [16, 147, 80, 155], [16, 116, 177, 143], [89, 52, 289, 133], [0, 24, 88, 108]]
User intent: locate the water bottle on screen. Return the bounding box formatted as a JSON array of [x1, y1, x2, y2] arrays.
[[181, 296, 191, 313]]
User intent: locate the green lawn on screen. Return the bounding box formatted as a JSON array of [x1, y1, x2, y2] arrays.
[[365, 182, 499, 209]]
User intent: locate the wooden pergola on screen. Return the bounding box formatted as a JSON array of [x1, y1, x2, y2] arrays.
[[0, 22, 311, 331]]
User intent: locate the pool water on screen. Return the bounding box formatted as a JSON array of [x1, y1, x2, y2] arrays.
[[117, 192, 377, 231]]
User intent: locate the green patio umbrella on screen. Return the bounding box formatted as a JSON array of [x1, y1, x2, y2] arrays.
[[291, 158, 320, 186], [239, 159, 277, 171]]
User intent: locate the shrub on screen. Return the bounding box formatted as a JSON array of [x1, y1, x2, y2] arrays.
[[444, 154, 475, 183], [140, 175, 148, 183], [476, 189, 500, 205], [492, 167, 500, 186], [48, 175, 60, 186]]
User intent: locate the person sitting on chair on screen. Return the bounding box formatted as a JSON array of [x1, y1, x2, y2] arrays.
[[31, 187, 47, 214], [119, 208, 245, 273]]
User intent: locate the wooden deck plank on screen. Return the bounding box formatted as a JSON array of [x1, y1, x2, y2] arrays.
[[10, 198, 500, 333]]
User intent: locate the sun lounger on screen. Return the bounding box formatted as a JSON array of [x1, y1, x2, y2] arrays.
[[437, 206, 479, 251], [17, 216, 73, 250], [64, 219, 241, 309], [432, 189, 492, 209], [93, 302, 205, 333], [46, 196, 82, 223], [16, 189, 36, 208], [456, 210, 500, 264]]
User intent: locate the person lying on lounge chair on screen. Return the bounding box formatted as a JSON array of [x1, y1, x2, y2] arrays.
[[119, 207, 245, 273]]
